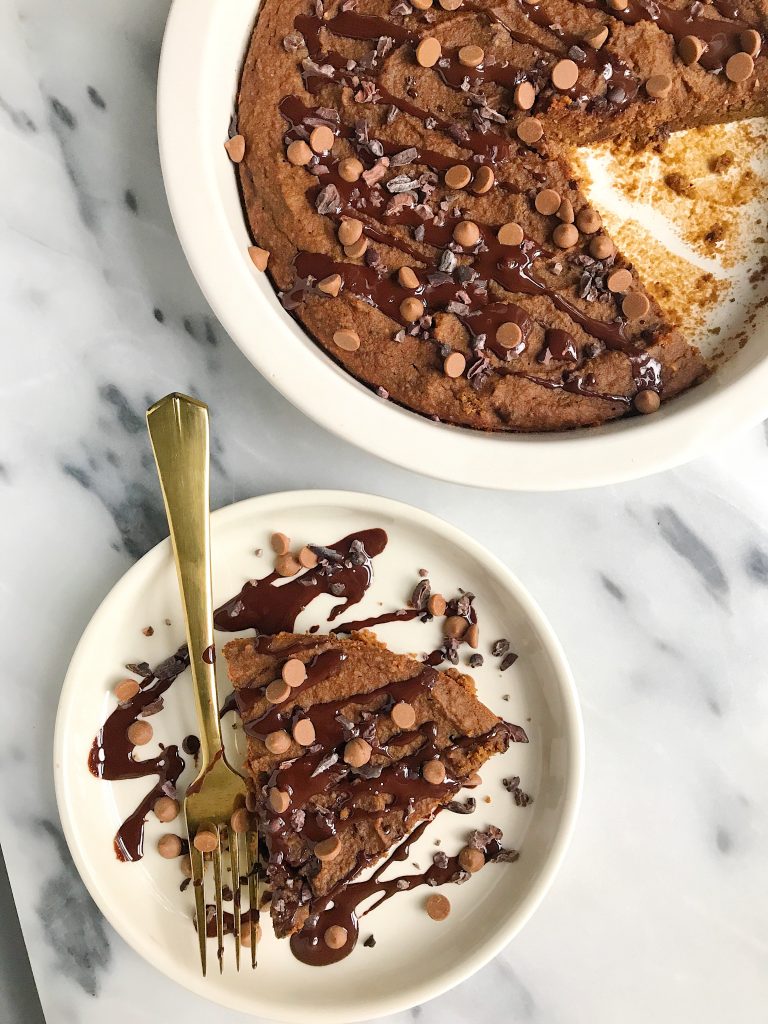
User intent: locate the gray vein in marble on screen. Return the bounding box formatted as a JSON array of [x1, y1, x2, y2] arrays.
[[715, 826, 733, 854], [35, 820, 110, 997], [124, 189, 138, 214], [0, 96, 36, 132], [99, 384, 144, 435], [745, 546, 768, 584], [86, 85, 106, 110], [600, 574, 626, 602], [655, 506, 730, 602], [44, 92, 98, 232]]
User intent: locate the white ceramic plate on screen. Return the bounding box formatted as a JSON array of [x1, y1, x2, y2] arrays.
[[157, 0, 768, 491], [55, 490, 582, 1022]]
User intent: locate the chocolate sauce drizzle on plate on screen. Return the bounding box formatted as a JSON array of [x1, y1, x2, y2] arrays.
[[88, 647, 190, 861], [290, 817, 517, 966]]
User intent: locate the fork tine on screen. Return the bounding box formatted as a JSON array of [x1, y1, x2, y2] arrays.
[[212, 829, 225, 974], [228, 828, 241, 971], [190, 844, 207, 977], [247, 830, 258, 969]]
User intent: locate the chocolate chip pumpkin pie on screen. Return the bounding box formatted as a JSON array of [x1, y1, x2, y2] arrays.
[[231, 0, 766, 430], [222, 630, 525, 950]]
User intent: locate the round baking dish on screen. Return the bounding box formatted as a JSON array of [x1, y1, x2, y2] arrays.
[[157, 0, 768, 491]]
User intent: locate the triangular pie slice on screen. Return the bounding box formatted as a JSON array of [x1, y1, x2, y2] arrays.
[[222, 630, 523, 938]]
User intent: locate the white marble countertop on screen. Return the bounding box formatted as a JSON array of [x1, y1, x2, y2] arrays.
[[3, 1, 768, 1021]]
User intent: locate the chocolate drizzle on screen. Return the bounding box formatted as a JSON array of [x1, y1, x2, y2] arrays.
[[214, 529, 387, 634], [290, 817, 516, 966], [331, 607, 421, 633], [88, 647, 190, 861], [279, 7, 665, 405]]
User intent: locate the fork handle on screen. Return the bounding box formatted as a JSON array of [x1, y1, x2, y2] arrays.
[[147, 393, 223, 767]]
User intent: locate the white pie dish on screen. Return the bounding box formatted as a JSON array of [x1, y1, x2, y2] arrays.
[[157, 0, 768, 490]]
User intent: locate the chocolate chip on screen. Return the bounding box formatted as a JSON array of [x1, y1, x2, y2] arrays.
[[363, 934, 377, 947], [492, 638, 510, 656], [468, 653, 484, 668], [500, 651, 518, 671]]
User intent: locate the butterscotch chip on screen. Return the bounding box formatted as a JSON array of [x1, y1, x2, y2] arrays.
[[423, 760, 446, 784], [497, 322, 523, 348], [298, 545, 319, 568], [725, 51, 754, 82], [309, 125, 334, 154], [391, 701, 417, 729], [247, 246, 269, 271], [607, 0, 628, 9], [498, 222, 524, 246], [333, 328, 361, 351], [453, 220, 480, 247], [344, 737, 372, 767], [412, 0, 433, 8], [317, 274, 342, 297], [607, 268, 633, 293], [416, 37, 442, 68], [551, 59, 579, 90], [275, 553, 301, 577], [265, 678, 291, 704], [268, 788, 291, 813], [193, 829, 219, 854], [472, 165, 495, 194], [458, 45, 484, 68], [535, 188, 561, 216], [154, 796, 180, 822], [634, 389, 661, 414], [315, 836, 342, 861], [230, 807, 250, 833], [583, 26, 609, 49], [439, 0, 463, 8], [344, 236, 368, 259], [292, 718, 316, 746], [517, 117, 543, 144], [338, 218, 363, 246], [398, 266, 420, 289], [589, 234, 615, 260], [645, 74, 672, 99], [443, 352, 466, 378], [180, 854, 193, 878], [427, 593, 447, 616], [286, 139, 312, 166], [445, 615, 468, 638], [740, 30, 761, 57], [445, 164, 472, 189], [557, 198, 575, 223], [553, 223, 579, 249], [576, 207, 601, 233], [127, 721, 152, 746], [400, 297, 425, 322], [115, 678, 140, 703], [466, 772, 483, 787], [270, 531, 291, 554], [265, 729, 292, 754], [622, 291, 650, 319], [678, 35, 705, 65], [158, 834, 182, 859], [458, 846, 485, 872], [338, 157, 364, 182], [240, 921, 262, 948], [465, 623, 480, 648], [282, 658, 307, 686], [426, 894, 451, 921], [324, 925, 348, 949], [513, 81, 536, 110], [224, 134, 245, 163]]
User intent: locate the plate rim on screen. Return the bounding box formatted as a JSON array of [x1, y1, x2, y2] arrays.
[[54, 488, 584, 1022], [156, 0, 768, 493]]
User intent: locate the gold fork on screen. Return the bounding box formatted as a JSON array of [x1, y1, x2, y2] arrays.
[[147, 392, 257, 975]]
